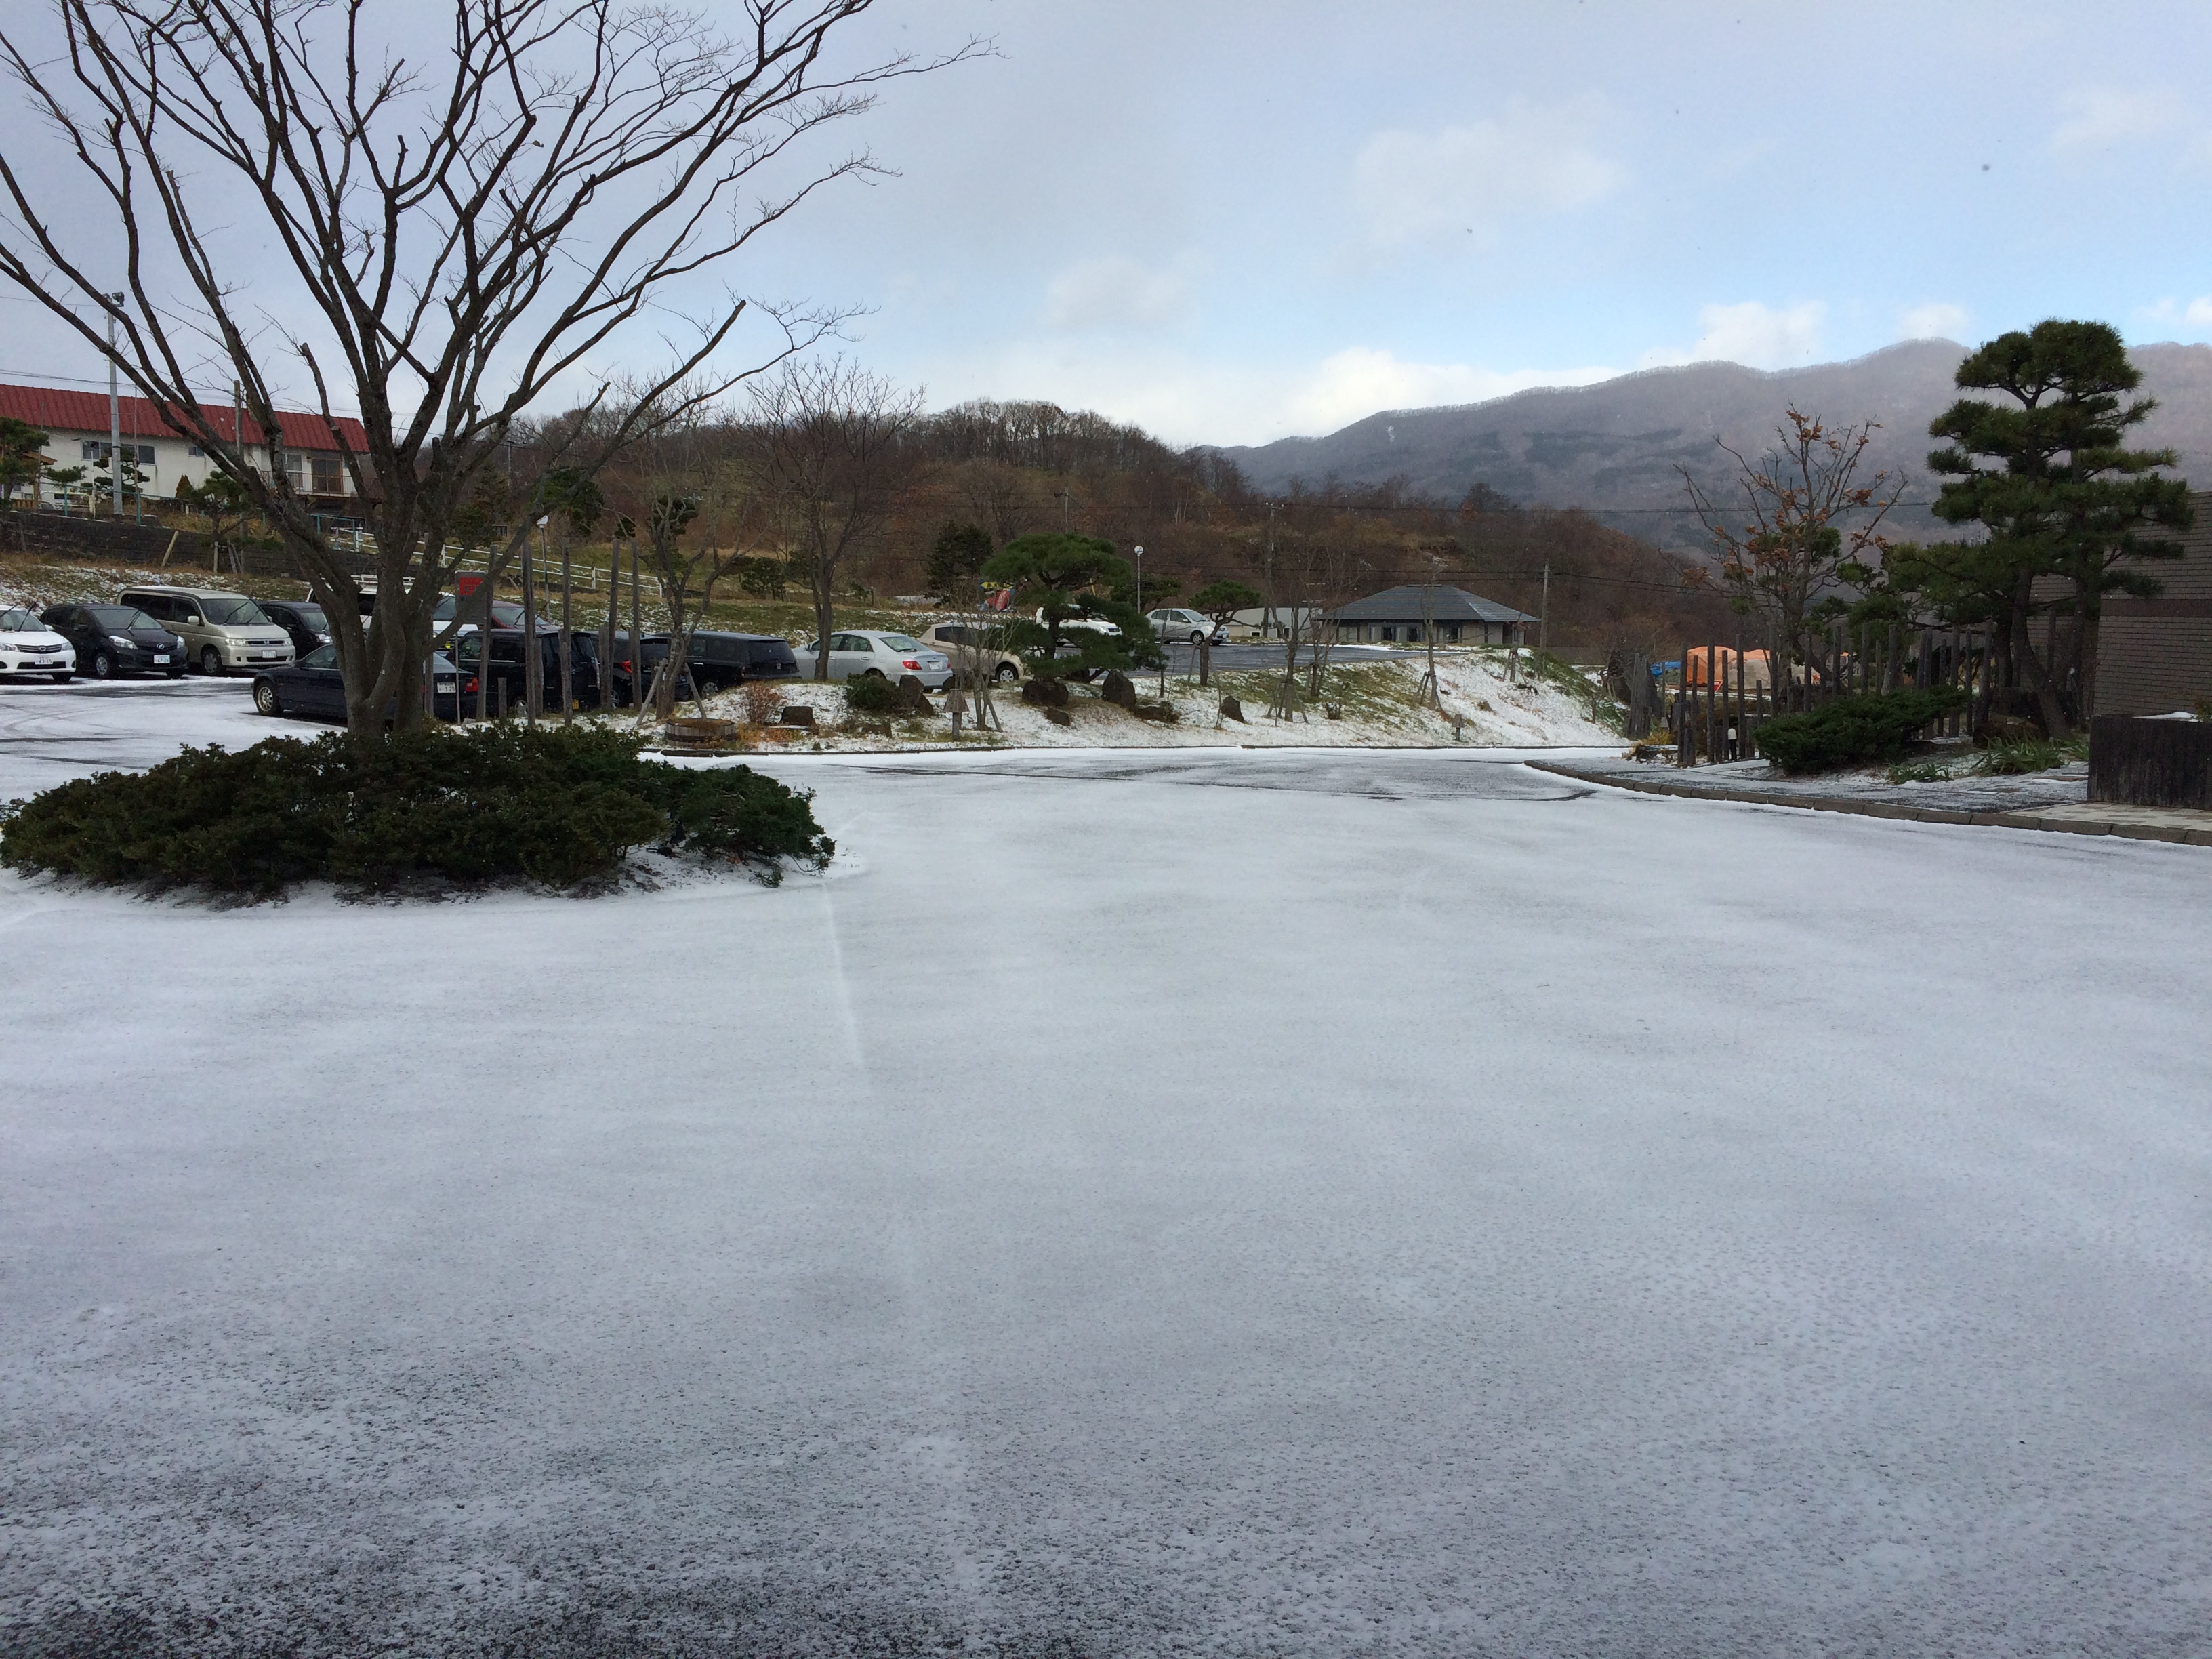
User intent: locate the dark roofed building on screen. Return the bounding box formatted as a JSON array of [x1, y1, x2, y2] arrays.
[[1329, 585, 1536, 647]]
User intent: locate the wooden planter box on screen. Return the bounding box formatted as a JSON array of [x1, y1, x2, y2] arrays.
[[2089, 715, 2212, 808]]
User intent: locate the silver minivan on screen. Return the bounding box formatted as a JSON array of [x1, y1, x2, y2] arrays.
[[119, 586, 297, 678]]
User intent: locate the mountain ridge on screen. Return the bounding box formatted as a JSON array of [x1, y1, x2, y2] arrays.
[[1208, 339, 2212, 544]]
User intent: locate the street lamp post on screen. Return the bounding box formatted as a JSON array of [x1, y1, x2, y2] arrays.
[[107, 292, 123, 518]]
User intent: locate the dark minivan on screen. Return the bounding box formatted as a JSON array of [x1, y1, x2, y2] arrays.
[[260, 598, 332, 657], [649, 630, 798, 694]]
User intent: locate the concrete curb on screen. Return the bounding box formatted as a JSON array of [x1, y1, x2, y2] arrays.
[[1526, 762, 2212, 847]]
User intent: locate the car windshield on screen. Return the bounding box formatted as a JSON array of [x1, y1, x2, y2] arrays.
[[301, 643, 337, 669], [202, 598, 270, 626], [0, 608, 40, 632], [89, 606, 157, 630], [287, 603, 329, 630], [879, 634, 922, 652]]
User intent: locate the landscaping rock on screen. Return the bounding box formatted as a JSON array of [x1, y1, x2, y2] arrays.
[[779, 705, 816, 729], [1042, 706, 1073, 726], [1219, 695, 1246, 723], [1135, 701, 1179, 724], [1021, 676, 1069, 708], [1101, 670, 1139, 710], [894, 674, 935, 717]]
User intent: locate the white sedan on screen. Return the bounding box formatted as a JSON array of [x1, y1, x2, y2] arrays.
[[0, 607, 77, 681], [1145, 607, 1227, 645], [800, 631, 954, 691]]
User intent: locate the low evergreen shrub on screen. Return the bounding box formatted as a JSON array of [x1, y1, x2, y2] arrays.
[[842, 674, 900, 715], [1753, 688, 1966, 775], [0, 724, 832, 896]]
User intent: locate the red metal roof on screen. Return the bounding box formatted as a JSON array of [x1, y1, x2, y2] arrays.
[[0, 381, 369, 455]]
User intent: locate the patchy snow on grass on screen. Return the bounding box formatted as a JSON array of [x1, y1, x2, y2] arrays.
[[680, 650, 1619, 756]]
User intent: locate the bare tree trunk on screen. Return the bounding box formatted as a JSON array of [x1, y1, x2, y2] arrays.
[[522, 531, 539, 724], [598, 535, 619, 714], [559, 529, 573, 723]]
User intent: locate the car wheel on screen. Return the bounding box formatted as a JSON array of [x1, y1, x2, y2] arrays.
[[1188, 632, 1205, 645], [699, 676, 721, 696], [50, 672, 71, 684], [864, 668, 886, 679], [165, 667, 185, 680], [200, 646, 223, 676], [253, 680, 282, 716], [89, 650, 115, 679], [994, 662, 1019, 682]]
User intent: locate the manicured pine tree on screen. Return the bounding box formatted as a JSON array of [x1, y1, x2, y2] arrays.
[[1923, 319, 2192, 732]]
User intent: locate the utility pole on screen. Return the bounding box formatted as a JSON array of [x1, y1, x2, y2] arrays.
[[1538, 560, 1551, 680], [107, 293, 123, 518], [1263, 501, 1278, 638]]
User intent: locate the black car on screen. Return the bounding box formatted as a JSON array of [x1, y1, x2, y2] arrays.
[[260, 598, 333, 658], [252, 644, 472, 723], [41, 603, 187, 680], [447, 628, 624, 714], [645, 630, 799, 694]]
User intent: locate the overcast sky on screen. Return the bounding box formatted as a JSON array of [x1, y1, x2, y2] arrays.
[[5, 0, 2212, 446]]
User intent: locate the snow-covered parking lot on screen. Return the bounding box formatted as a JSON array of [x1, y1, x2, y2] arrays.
[[5, 682, 2212, 1656]]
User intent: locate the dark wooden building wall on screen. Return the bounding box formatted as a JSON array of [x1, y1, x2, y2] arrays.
[[2099, 491, 2212, 715]]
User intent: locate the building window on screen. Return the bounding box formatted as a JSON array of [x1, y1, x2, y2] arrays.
[[1380, 626, 1397, 642], [1446, 623, 1461, 642], [188, 444, 205, 457], [136, 445, 155, 465], [81, 441, 102, 461], [1406, 625, 1422, 643], [312, 455, 342, 495]]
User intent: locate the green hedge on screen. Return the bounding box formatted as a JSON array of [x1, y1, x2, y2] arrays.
[[1753, 688, 1967, 775], [842, 674, 900, 714], [0, 724, 833, 895]]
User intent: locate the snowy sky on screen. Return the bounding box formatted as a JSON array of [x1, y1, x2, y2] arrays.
[[5, 0, 2212, 445]]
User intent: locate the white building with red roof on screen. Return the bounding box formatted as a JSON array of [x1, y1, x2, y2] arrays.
[[0, 382, 371, 506]]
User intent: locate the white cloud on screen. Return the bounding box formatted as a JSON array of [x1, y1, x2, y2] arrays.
[[2051, 87, 2187, 155], [1284, 348, 1615, 435], [1043, 255, 1197, 332], [1352, 98, 1624, 250], [1899, 302, 1970, 342], [1639, 300, 1826, 371], [921, 341, 1618, 448], [2144, 295, 2212, 333]]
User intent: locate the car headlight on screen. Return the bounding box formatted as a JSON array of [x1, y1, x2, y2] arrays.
[[317, 633, 331, 643], [109, 634, 133, 648]]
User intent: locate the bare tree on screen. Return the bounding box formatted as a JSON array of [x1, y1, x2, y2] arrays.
[[751, 359, 925, 680], [1678, 407, 1900, 688], [634, 438, 770, 720], [0, 1, 977, 731]]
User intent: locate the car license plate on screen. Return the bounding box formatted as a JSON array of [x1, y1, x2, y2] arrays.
[[152, 654, 169, 664], [436, 678, 456, 692]]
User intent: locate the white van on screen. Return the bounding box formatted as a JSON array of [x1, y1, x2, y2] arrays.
[[119, 586, 295, 677]]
